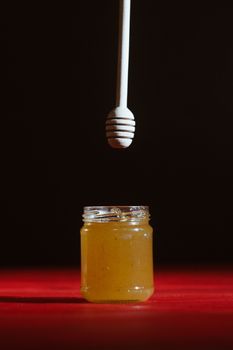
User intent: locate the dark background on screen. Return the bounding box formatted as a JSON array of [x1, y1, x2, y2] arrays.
[[1, 2, 233, 266]]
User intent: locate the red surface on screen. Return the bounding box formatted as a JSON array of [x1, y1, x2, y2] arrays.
[[0, 268, 233, 350]]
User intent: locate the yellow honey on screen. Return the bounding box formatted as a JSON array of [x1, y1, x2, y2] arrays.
[[80, 206, 154, 303]]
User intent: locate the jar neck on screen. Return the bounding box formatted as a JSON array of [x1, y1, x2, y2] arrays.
[[82, 206, 150, 223]]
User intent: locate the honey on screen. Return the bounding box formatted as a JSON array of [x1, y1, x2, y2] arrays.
[[80, 206, 154, 303]]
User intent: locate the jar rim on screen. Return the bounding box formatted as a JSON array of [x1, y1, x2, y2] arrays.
[[83, 206, 150, 222]]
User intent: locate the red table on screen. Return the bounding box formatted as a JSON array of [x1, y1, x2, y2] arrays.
[[0, 267, 233, 350]]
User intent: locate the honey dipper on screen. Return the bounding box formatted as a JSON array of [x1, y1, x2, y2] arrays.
[[106, 0, 135, 149]]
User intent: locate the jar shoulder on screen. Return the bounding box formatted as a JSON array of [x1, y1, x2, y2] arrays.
[[81, 222, 153, 234]]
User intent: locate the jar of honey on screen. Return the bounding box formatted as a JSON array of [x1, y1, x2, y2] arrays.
[[80, 206, 154, 303]]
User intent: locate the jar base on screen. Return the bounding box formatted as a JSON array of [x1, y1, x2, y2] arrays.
[[81, 287, 154, 304]]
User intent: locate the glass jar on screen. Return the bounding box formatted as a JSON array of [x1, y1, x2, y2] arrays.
[[80, 206, 154, 303]]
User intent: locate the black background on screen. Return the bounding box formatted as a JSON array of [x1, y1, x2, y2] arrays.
[[1, 2, 233, 266]]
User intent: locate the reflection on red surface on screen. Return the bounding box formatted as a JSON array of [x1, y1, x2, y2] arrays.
[[0, 267, 233, 350]]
